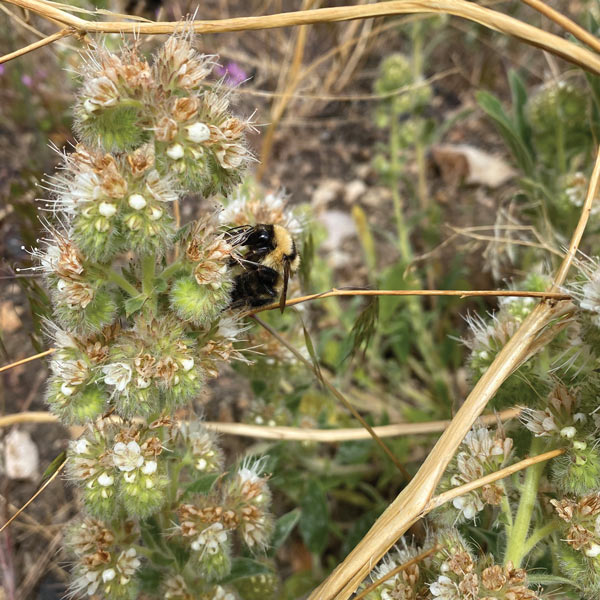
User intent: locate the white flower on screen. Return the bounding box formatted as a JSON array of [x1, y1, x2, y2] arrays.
[[586, 543, 600, 557], [97, 472, 114, 487], [180, 357, 194, 372], [560, 426, 577, 439], [430, 575, 460, 599], [167, 144, 184, 160], [99, 202, 117, 217], [116, 548, 141, 577], [453, 493, 484, 520], [61, 383, 75, 396], [141, 460, 157, 475], [112, 441, 144, 472], [102, 568, 116, 583], [187, 122, 210, 143], [102, 362, 132, 392], [191, 522, 228, 554], [74, 439, 90, 454], [128, 194, 147, 210], [149, 206, 163, 220]]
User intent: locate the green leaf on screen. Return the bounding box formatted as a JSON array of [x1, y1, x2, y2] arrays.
[[137, 566, 163, 592], [299, 480, 329, 554], [508, 69, 534, 156], [124, 293, 146, 317], [301, 318, 323, 383], [268, 509, 301, 555], [183, 472, 220, 497], [476, 90, 535, 175], [352, 205, 377, 273], [346, 296, 379, 361], [298, 230, 315, 292], [39, 451, 67, 487], [140, 516, 167, 551], [220, 558, 272, 584]]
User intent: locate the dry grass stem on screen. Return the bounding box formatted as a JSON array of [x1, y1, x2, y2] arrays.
[[0, 408, 521, 440], [0, 348, 56, 373], [522, 0, 600, 55], [0, 27, 72, 64], [3, 0, 600, 75], [426, 447, 565, 512], [0, 459, 65, 535], [353, 545, 442, 600], [552, 147, 600, 289], [252, 288, 572, 314]]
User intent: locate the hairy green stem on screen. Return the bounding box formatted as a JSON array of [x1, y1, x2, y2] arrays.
[[389, 111, 411, 263], [105, 268, 139, 297], [159, 259, 185, 281], [504, 437, 546, 567], [142, 253, 156, 297], [521, 519, 559, 557]]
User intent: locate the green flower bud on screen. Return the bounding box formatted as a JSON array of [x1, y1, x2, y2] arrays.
[[193, 537, 231, 582], [118, 462, 168, 519], [234, 572, 279, 600], [170, 276, 232, 326], [553, 445, 600, 495], [53, 286, 118, 336], [121, 207, 175, 257], [75, 104, 148, 153], [46, 378, 107, 424], [72, 209, 124, 262]]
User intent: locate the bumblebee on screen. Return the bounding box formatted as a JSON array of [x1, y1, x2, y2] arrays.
[[227, 224, 300, 312]]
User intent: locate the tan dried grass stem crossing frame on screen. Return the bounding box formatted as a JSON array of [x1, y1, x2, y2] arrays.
[[1, 0, 600, 75]]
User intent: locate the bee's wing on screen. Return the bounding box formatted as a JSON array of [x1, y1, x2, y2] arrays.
[[280, 258, 291, 313]]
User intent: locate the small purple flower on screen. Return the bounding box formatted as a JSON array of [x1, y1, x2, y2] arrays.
[[21, 74, 33, 87], [215, 61, 248, 87], [0, 64, 5, 76]]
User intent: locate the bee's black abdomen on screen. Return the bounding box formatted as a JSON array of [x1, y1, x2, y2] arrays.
[[230, 265, 280, 308]]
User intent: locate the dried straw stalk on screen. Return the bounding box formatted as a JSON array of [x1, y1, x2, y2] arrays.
[[0, 408, 520, 441], [3, 0, 600, 76]]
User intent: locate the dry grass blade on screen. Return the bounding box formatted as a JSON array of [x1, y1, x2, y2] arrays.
[[522, 0, 600, 54], [0, 459, 66, 535], [0, 27, 72, 64], [251, 288, 571, 314], [425, 447, 565, 512], [3, 0, 600, 75], [308, 149, 600, 600], [0, 408, 521, 439], [353, 544, 441, 600], [0, 348, 55, 373]]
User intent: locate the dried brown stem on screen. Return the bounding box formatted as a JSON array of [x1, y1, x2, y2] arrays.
[[353, 447, 564, 600], [3, 0, 600, 75], [521, 0, 600, 55], [0, 27, 72, 64], [425, 447, 565, 512], [0, 349, 55, 374], [353, 545, 442, 600], [0, 459, 65, 535], [0, 408, 521, 440], [252, 288, 571, 314]]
